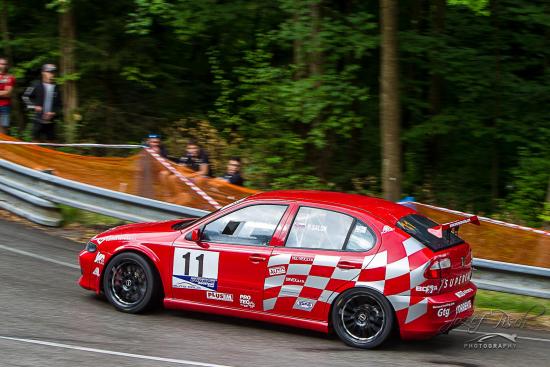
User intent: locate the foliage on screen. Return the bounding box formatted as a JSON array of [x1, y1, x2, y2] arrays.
[[475, 289, 550, 315], [60, 205, 126, 227], [1, 0, 548, 225]]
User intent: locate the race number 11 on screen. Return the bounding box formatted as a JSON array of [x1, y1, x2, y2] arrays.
[[173, 248, 219, 280], [181, 252, 204, 278]]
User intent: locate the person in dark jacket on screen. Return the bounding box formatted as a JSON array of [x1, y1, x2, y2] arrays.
[[178, 139, 211, 177], [22, 64, 62, 142], [220, 157, 244, 186]]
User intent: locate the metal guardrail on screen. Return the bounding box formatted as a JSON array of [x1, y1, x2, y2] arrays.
[[0, 157, 548, 298], [0, 174, 62, 226], [0, 158, 209, 224], [472, 259, 550, 299]]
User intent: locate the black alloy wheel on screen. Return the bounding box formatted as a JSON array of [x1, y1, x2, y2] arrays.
[[103, 252, 160, 313], [332, 288, 395, 349]]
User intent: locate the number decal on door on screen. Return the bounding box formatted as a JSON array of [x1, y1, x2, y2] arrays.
[[181, 252, 205, 278], [172, 248, 219, 290]]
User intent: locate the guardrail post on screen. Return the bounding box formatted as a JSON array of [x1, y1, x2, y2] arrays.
[[137, 150, 154, 199]]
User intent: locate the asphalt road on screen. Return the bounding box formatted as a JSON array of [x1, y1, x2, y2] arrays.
[[0, 218, 549, 367]]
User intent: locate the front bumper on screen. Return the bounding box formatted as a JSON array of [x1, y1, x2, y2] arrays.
[[78, 249, 106, 293]]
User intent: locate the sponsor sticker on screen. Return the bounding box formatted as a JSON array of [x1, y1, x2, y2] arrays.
[[455, 288, 474, 298], [239, 294, 255, 308], [94, 252, 105, 265], [285, 277, 305, 284], [269, 265, 286, 276], [97, 235, 137, 242], [291, 256, 314, 263], [433, 302, 455, 309], [381, 225, 394, 234], [437, 307, 451, 318], [415, 284, 438, 294], [456, 300, 472, 314], [206, 291, 233, 302], [294, 299, 315, 311], [307, 224, 327, 232], [440, 272, 471, 290], [173, 276, 217, 291]]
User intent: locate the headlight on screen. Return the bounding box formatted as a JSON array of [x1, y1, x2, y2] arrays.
[[85, 241, 97, 253]]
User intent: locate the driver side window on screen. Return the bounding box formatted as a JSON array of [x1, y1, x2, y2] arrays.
[[202, 204, 287, 246]]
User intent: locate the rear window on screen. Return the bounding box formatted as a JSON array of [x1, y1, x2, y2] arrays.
[[396, 214, 464, 251]]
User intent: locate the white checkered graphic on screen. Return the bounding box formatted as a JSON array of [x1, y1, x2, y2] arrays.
[[262, 236, 433, 324]]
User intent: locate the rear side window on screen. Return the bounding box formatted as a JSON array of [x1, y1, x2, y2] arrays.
[[286, 207, 376, 251], [346, 220, 376, 251], [397, 214, 464, 251]]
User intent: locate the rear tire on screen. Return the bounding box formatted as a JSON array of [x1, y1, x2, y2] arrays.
[[332, 288, 395, 349], [103, 252, 160, 313]]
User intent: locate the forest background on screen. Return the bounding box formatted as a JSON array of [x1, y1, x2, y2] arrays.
[[1, 0, 548, 227]]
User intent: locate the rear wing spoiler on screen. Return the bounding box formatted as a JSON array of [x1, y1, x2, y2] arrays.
[[427, 215, 480, 238]]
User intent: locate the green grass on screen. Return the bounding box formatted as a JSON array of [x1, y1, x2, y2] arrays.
[[475, 289, 550, 315], [60, 205, 128, 227]]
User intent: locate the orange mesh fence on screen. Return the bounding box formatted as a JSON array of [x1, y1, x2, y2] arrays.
[[414, 203, 550, 268], [0, 134, 257, 211], [0, 134, 547, 267]]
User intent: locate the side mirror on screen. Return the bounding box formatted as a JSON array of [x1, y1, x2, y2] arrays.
[[185, 227, 209, 248], [191, 228, 201, 242]]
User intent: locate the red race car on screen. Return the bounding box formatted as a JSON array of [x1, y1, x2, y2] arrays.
[[79, 190, 477, 349]]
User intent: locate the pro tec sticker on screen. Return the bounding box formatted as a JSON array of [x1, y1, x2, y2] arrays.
[[172, 248, 219, 291]]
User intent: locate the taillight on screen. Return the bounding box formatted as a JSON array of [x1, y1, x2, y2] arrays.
[[425, 257, 451, 278]]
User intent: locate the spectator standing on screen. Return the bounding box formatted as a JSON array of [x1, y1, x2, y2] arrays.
[[0, 57, 15, 135], [22, 64, 62, 142], [179, 139, 211, 177], [220, 157, 244, 186]]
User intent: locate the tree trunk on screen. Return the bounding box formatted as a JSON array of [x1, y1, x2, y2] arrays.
[[545, 177, 550, 229], [308, 2, 322, 78], [293, 12, 306, 80], [59, 4, 78, 142], [380, 0, 402, 201], [308, 1, 329, 179], [490, 0, 500, 207], [428, 0, 445, 115], [0, 0, 12, 62], [425, 0, 445, 187]]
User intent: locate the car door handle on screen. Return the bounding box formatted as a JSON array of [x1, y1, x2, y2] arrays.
[[249, 254, 267, 263], [337, 261, 361, 270]]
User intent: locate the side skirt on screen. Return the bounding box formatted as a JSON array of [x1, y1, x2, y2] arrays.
[[163, 298, 329, 333]]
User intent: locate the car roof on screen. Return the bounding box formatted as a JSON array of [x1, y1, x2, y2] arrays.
[[246, 190, 416, 224]]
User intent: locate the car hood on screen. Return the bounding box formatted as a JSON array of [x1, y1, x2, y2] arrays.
[[93, 218, 196, 242]]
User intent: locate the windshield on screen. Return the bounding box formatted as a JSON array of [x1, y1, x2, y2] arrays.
[[396, 214, 464, 251], [173, 197, 249, 231]]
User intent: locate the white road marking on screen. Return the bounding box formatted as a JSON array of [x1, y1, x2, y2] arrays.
[[454, 329, 550, 343], [0, 336, 232, 367], [0, 244, 79, 269]]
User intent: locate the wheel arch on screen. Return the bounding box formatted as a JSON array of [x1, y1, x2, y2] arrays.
[[327, 285, 400, 336], [100, 245, 165, 298]]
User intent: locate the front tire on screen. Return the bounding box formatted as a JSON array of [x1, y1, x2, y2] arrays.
[[332, 288, 395, 349], [103, 252, 160, 313]]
